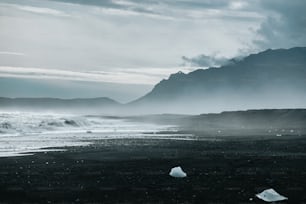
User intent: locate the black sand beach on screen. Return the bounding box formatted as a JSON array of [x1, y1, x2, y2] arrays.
[[0, 136, 306, 203]]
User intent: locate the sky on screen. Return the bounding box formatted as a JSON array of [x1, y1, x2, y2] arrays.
[[0, 0, 305, 102]]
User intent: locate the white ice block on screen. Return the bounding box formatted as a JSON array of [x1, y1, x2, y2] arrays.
[[169, 166, 187, 178], [256, 188, 288, 202]]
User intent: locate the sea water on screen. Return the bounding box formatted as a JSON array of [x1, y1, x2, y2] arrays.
[[0, 111, 191, 157]]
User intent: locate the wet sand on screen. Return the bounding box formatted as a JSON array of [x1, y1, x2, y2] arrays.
[[0, 136, 306, 203]]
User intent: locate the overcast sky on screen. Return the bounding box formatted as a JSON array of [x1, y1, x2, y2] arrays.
[[0, 0, 305, 102]]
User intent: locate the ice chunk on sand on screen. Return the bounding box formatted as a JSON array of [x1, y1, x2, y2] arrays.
[[256, 188, 288, 202], [169, 166, 187, 178]]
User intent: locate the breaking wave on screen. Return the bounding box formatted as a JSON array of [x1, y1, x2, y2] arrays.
[[0, 112, 99, 135], [0, 111, 192, 157]]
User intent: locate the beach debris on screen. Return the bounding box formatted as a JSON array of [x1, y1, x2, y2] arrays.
[[169, 166, 187, 178], [256, 188, 288, 202], [276, 134, 282, 137]]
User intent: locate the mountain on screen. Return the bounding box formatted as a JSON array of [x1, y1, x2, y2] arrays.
[[0, 97, 121, 113], [130, 47, 306, 114], [1, 47, 305, 115]]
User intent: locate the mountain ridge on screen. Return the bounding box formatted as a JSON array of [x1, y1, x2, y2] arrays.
[[129, 47, 306, 114], [1, 47, 306, 114]]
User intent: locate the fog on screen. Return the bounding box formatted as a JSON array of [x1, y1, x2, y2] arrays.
[[0, 77, 152, 103], [1, 47, 306, 116], [126, 90, 306, 115], [1, 88, 305, 116]]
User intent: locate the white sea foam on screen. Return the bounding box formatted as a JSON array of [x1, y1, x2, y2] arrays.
[[0, 111, 191, 157]]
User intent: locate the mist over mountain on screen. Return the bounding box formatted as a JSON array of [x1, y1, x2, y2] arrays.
[[1, 47, 306, 115], [128, 109, 306, 136], [130, 47, 306, 114]]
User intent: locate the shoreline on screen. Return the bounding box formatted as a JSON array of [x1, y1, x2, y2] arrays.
[[0, 136, 305, 203]]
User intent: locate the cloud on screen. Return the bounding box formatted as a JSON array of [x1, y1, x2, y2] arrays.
[[181, 54, 230, 68], [253, 0, 306, 49], [0, 66, 195, 85], [0, 51, 25, 56], [49, 0, 261, 21], [92, 7, 174, 20], [51, 0, 230, 11], [0, 0, 259, 71], [50, 0, 121, 8], [0, 66, 153, 85], [180, 0, 306, 67], [0, 2, 71, 17], [3, 0, 305, 88], [2, 0, 305, 101], [16, 5, 70, 17], [229, 1, 248, 10]]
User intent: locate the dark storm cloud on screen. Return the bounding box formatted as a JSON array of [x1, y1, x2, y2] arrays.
[[180, 0, 306, 66], [254, 0, 306, 49]]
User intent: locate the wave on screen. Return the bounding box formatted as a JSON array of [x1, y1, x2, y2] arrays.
[[0, 112, 103, 135], [38, 118, 91, 128], [0, 112, 175, 136], [0, 111, 189, 157]]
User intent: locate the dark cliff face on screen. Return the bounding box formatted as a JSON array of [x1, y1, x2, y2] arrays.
[[129, 47, 306, 114]]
